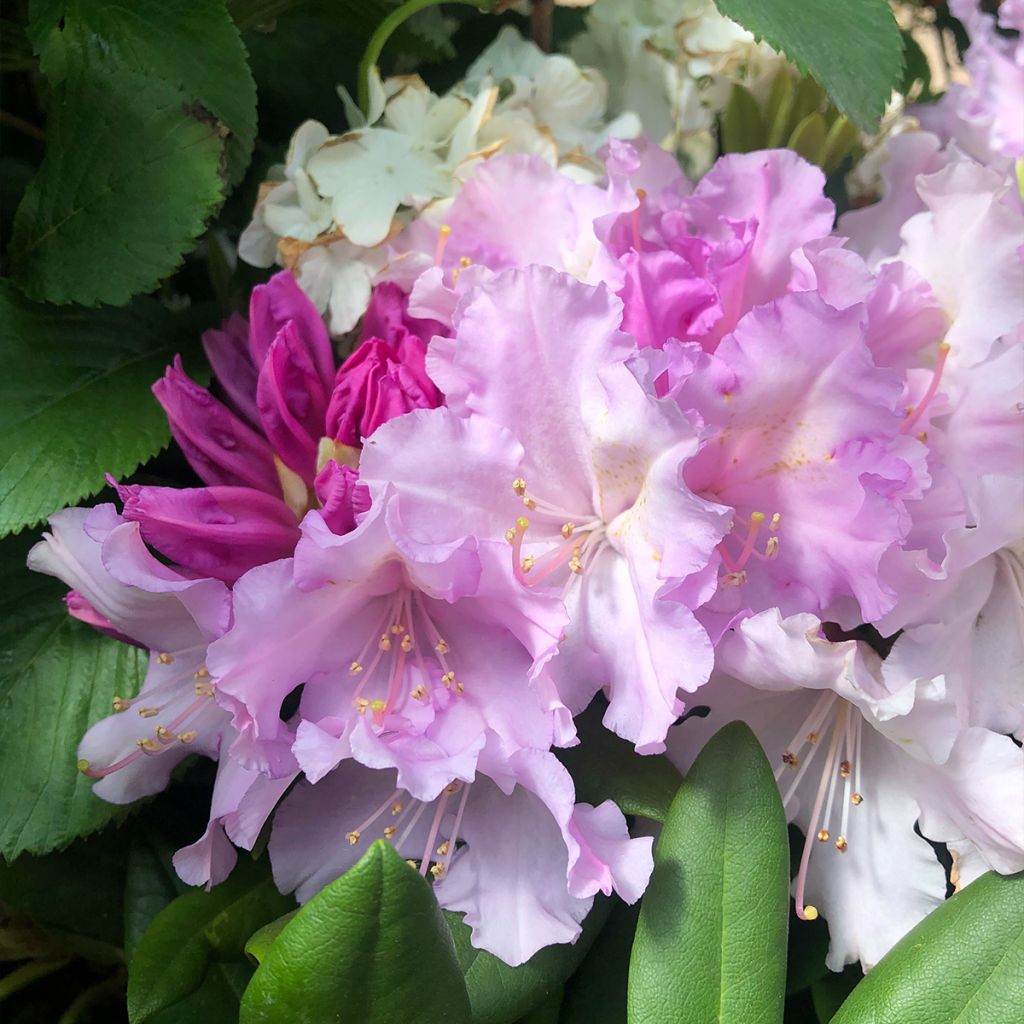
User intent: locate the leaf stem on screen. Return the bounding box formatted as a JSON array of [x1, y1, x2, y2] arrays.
[[357, 0, 493, 115], [0, 959, 71, 1002]]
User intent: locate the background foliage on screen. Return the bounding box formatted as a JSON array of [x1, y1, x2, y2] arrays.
[[2, 1, 1020, 1021]]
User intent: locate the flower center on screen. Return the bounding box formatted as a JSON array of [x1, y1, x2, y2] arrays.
[[344, 778, 470, 880], [773, 691, 865, 922], [504, 478, 608, 596], [716, 510, 782, 588], [347, 588, 466, 724]]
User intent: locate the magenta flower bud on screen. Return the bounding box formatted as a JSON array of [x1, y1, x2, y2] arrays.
[[325, 334, 441, 447], [153, 357, 281, 494], [359, 281, 445, 347], [201, 312, 260, 429], [250, 270, 335, 395], [256, 322, 331, 483], [314, 461, 370, 536], [114, 480, 300, 585]]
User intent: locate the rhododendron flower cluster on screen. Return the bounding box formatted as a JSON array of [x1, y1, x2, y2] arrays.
[[29, 112, 1023, 973]]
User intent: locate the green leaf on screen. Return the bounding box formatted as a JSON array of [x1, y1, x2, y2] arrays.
[[0, 826, 129, 946], [127, 857, 294, 1024], [559, 901, 640, 1024], [243, 910, 297, 965], [9, 65, 225, 306], [831, 871, 1024, 1024], [787, 112, 828, 167], [123, 825, 191, 959], [557, 700, 681, 823], [0, 282, 204, 536], [821, 117, 861, 176], [764, 70, 796, 148], [713, 0, 904, 128], [446, 897, 612, 1024], [31, 0, 255, 186], [628, 721, 790, 1024], [240, 841, 472, 1024], [720, 84, 766, 154], [810, 966, 861, 1022], [0, 532, 147, 861]]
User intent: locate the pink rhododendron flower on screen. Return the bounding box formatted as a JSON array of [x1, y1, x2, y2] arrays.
[[28, 505, 231, 803], [670, 609, 1024, 970]]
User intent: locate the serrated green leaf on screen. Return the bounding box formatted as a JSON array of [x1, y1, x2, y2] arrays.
[[831, 871, 1024, 1024], [445, 897, 611, 1024], [127, 857, 293, 1024], [0, 282, 204, 536], [628, 721, 790, 1024], [9, 65, 224, 306], [556, 700, 681, 823], [0, 532, 147, 861], [30, 0, 255, 186], [241, 841, 471, 1024], [714, 0, 904, 128], [720, 83, 766, 154]]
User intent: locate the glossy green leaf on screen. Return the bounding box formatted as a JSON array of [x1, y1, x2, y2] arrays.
[[557, 701, 681, 823], [714, 0, 904, 128], [0, 283, 204, 536], [240, 841, 472, 1024], [810, 966, 861, 1022], [720, 83, 766, 154], [123, 825, 191, 959], [628, 721, 790, 1024], [9, 64, 224, 306], [244, 911, 297, 965], [446, 897, 611, 1024], [0, 533, 146, 860], [127, 857, 292, 1023], [831, 871, 1024, 1024]]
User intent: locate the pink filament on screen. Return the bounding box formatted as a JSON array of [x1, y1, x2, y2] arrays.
[[901, 344, 950, 434]]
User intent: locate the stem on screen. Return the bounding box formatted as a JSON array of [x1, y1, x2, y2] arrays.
[[530, 0, 554, 52], [357, 0, 494, 115], [57, 970, 126, 1024], [0, 959, 71, 1002]]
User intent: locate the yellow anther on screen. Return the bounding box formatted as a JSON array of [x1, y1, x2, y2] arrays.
[[441, 671, 456, 688], [379, 634, 392, 651], [391, 802, 404, 816], [194, 666, 210, 679], [383, 826, 397, 840], [405, 859, 417, 869], [835, 836, 849, 853], [806, 732, 818, 744], [356, 698, 371, 715], [523, 496, 537, 510], [765, 536, 780, 560], [521, 555, 535, 573], [156, 652, 174, 665], [77, 759, 90, 774], [769, 513, 782, 532], [194, 681, 215, 697], [561, 522, 575, 539], [803, 905, 819, 921], [444, 782, 460, 794], [516, 516, 529, 532], [137, 738, 160, 753], [851, 793, 863, 806], [505, 529, 516, 544], [400, 635, 413, 653], [434, 639, 449, 655], [721, 570, 747, 587], [749, 511, 766, 526], [112, 696, 130, 712], [138, 707, 159, 719], [817, 829, 830, 842], [430, 863, 446, 879], [349, 661, 364, 675], [436, 841, 450, 856], [568, 557, 583, 574], [156, 726, 176, 743], [459, 256, 471, 268], [512, 478, 527, 495], [346, 830, 361, 845], [916, 431, 929, 443], [455, 682, 464, 694], [391, 623, 405, 634], [839, 760, 851, 779], [782, 751, 799, 768], [410, 684, 428, 701], [179, 731, 198, 743]]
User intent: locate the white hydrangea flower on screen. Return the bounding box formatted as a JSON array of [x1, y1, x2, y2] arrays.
[[238, 26, 637, 335]]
